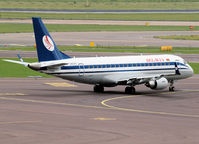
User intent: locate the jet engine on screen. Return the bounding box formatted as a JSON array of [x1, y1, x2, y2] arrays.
[[146, 77, 168, 90]]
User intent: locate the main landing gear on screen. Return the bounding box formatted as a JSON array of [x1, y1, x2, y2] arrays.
[[93, 85, 104, 93], [93, 85, 136, 94], [125, 86, 136, 94], [169, 80, 175, 92]]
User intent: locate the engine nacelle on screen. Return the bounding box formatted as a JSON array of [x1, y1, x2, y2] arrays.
[[146, 77, 168, 90]]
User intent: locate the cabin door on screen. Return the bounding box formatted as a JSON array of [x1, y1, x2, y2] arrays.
[[78, 63, 85, 76]]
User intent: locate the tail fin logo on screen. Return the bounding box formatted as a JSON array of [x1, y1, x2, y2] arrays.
[[42, 35, 54, 51]]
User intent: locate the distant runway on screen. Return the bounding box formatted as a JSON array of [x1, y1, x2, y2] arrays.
[[0, 76, 199, 144], [2, 19, 199, 26], [1, 50, 199, 63], [1, 9, 199, 13], [1, 31, 199, 47]]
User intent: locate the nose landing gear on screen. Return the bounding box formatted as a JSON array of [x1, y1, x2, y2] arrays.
[[169, 80, 175, 92]]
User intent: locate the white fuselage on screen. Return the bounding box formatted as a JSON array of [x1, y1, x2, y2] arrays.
[[40, 54, 193, 87]]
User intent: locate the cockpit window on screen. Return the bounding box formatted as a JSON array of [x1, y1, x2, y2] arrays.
[[184, 60, 187, 65]]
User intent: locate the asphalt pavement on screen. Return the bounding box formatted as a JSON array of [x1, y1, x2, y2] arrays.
[[1, 31, 199, 48]]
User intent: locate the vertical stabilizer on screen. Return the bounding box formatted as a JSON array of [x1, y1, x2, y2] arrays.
[[32, 17, 70, 62]]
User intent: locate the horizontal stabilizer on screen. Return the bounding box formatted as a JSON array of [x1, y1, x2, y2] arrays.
[[3, 59, 29, 66]]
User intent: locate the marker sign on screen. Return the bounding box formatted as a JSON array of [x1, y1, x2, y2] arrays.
[[42, 35, 54, 51]]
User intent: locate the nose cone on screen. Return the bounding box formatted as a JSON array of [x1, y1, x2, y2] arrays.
[[187, 64, 194, 77]]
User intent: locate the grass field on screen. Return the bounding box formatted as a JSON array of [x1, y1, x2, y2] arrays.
[[0, 1, 199, 10], [2, 0, 199, 2], [2, 12, 199, 21], [189, 63, 199, 74], [0, 58, 198, 77], [155, 35, 199, 40], [1, 46, 199, 54], [0, 23, 198, 33]]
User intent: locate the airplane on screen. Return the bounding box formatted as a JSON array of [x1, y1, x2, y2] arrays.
[[4, 17, 194, 94]]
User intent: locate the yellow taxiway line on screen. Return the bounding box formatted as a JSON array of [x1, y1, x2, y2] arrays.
[[0, 93, 26, 96], [0, 90, 198, 118], [101, 92, 199, 118], [0, 120, 42, 125], [45, 82, 77, 87], [0, 96, 108, 110], [92, 117, 116, 121]]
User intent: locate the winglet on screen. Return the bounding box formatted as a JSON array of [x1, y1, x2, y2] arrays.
[[17, 54, 24, 62]]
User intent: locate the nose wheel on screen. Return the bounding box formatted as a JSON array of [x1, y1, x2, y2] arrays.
[[169, 86, 175, 92], [125, 86, 136, 94], [169, 80, 175, 91]]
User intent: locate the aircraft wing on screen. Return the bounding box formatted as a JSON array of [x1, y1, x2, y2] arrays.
[[116, 74, 168, 85]]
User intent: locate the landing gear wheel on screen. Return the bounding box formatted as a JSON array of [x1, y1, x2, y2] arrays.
[[94, 85, 104, 93], [125, 86, 135, 94], [169, 86, 175, 92], [169, 80, 175, 92]]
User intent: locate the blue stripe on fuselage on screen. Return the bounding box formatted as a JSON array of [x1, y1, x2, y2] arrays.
[[48, 67, 187, 75], [60, 62, 187, 70]]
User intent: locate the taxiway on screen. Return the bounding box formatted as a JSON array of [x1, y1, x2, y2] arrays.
[[1, 31, 199, 47], [0, 75, 199, 144], [1, 50, 199, 63]]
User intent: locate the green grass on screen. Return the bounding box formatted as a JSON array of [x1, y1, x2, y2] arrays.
[[0, 1, 199, 10], [0, 23, 33, 33], [58, 47, 199, 54], [0, 58, 198, 78], [0, 58, 51, 77], [1, 46, 199, 54], [189, 63, 199, 74], [2, 12, 199, 21], [0, 23, 198, 33], [1, 0, 199, 2], [155, 35, 199, 40]]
